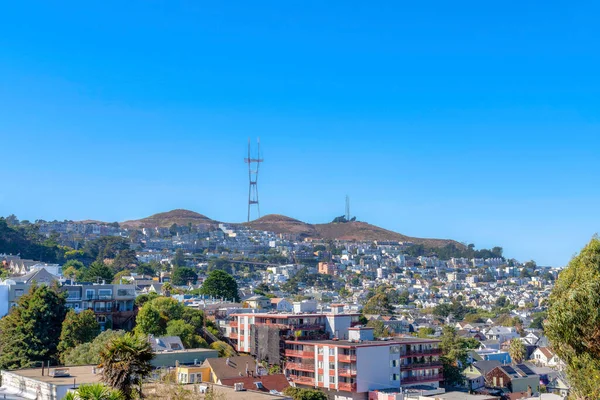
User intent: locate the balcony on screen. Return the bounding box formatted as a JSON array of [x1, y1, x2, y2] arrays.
[[401, 348, 442, 357], [229, 332, 238, 339], [338, 382, 357, 392], [285, 349, 315, 358], [286, 362, 315, 372], [338, 368, 357, 376], [287, 323, 324, 330], [289, 376, 315, 386], [401, 373, 444, 384], [338, 354, 357, 362], [402, 361, 442, 370], [230, 320, 238, 328]]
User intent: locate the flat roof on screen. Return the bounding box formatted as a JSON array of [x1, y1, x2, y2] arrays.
[[2, 365, 102, 386], [285, 337, 440, 347], [231, 312, 360, 317]]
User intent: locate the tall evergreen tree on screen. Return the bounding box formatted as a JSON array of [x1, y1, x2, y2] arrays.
[[58, 309, 100, 361], [0, 283, 67, 369]]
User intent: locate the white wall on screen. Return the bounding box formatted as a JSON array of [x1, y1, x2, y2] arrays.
[[326, 315, 352, 339], [356, 345, 398, 392], [0, 284, 9, 318]]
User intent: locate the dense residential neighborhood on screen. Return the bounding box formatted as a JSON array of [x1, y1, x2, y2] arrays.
[[0, 214, 570, 400]]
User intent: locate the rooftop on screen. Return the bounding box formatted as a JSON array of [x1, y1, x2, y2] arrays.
[[286, 336, 440, 347], [1, 365, 102, 386]]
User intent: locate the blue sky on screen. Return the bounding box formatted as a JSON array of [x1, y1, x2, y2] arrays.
[[1, 1, 599, 266]]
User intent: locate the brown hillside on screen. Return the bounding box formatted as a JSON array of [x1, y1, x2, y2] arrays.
[[121, 209, 218, 228], [243, 214, 318, 237], [313, 221, 461, 247], [245, 214, 461, 248]]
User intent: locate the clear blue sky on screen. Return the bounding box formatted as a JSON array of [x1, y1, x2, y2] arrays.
[[1, 1, 599, 266]]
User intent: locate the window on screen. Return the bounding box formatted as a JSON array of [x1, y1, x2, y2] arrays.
[[86, 290, 95, 300], [98, 289, 112, 299], [499, 377, 504, 386], [390, 374, 399, 381], [95, 302, 106, 312], [329, 348, 335, 356], [318, 347, 324, 355], [15, 289, 24, 297], [318, 361, 324, 369], [329, 363, 335, 370], [318, 374, 324, 382], [97, 315, 107, 323], [106, 302, 112, 311], [390, 360, 398, 368], [67, 291, 80, 299], [390, 345, 400, 354]]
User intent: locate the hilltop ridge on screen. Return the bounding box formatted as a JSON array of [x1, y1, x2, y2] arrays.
[[118, 209, 462, 248]]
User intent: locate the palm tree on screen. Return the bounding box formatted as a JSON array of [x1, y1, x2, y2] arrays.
[[508, 338, 526, 364], [99, 333, 154, 400], [64, 383, 124, 400]]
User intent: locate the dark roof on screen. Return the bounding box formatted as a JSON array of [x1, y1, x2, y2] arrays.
[[203, 355, 259, 381], [220, 374, 290, 393], [149, 336, 185, 352], [473, 360, 502, 375]]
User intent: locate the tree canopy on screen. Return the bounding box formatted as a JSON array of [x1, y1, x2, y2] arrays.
[[362, 293, 395, 315], [200, 270, 240, 302], [546, 237, 600, 399], [0, 283, 67, 369], [62, 330, 126, 366], [58, 309, 100, 361]]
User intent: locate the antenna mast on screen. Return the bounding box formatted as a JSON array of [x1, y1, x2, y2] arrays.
[[244, 138, 264, 222], [345, 195, 350, 221]]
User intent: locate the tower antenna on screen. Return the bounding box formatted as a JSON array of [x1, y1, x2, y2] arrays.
[[244, 138, 264, 222], [345, 195, 350, 221]]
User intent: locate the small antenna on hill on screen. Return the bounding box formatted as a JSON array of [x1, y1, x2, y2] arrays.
[[345, 195, 350, 221]]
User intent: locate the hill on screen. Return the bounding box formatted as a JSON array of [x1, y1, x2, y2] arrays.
[[245, 214, 461, 248], [121, 209, 218, 228], [119, 209, 462, 249], [242, 214, 318, 237]]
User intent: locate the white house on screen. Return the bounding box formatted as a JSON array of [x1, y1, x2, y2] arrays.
[[531, 347, 562, 367]]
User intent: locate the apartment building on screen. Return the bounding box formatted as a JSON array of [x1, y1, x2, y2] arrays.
[[284, 327, 443, 400], [2, 272, 136, 330], [228, 305, 361, 364]]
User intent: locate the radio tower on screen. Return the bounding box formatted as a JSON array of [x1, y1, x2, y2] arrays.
[[245, 138, 264, 222], [345, 195, 350, 221]]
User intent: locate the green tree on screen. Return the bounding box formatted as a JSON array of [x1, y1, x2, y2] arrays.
[[166, 320, 206, 348], [417, 327, 436, 338], [200, 270, 240, 302], [209, 341, 236, 357], [99, 333, 154, 400], [112, 249, 138, 272], [546, 237, 600, 399], [62, 330, 126, 366], [283, 387, 327, 400], [172, 249, 186, 268], [58, 309, 100, 360], [366, 320, 391, 338], [64, 260, 86, 270], [64, 383, 124, 400], [508, 338, 526, 364], [0, 283, 67, 369], [362, 293, 394, 315], [81, 261, 114, 283], [135, 303, 165, 336], [439, 326, 478, 386], [171, 267, 198, 285], [112, 269, 132, 284]]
